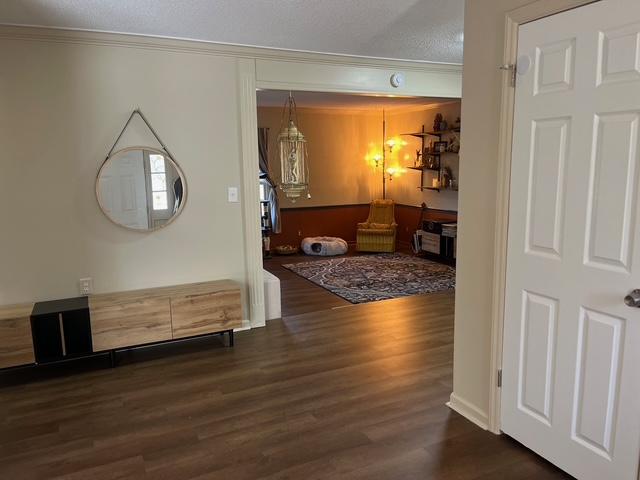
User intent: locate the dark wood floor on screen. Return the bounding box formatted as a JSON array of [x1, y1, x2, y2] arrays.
[[263, 250, 353, 316], [0, 287, 570, 479]]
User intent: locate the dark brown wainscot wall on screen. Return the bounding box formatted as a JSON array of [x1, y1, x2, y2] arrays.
[[270, 204, 457, 250]]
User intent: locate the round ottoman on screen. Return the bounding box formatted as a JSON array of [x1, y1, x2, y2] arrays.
[[301, 236, 348, 256]]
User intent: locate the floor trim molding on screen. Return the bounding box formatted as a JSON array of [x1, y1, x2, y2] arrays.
[[447, 392, 490, 430]]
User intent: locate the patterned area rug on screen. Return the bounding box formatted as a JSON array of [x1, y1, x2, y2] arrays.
[[283, 253, 455, 304]]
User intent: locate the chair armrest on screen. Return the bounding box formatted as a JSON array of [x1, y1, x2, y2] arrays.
[[357, 222, 370, 228], [369, 222, 395, 230]]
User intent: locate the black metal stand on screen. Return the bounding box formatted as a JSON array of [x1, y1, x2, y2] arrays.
[[105, 330, 234, 369], [2, 328, 238, 375]]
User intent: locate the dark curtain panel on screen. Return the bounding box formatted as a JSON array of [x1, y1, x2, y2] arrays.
[[258, 128, 271, 182], [258, 128, 281, 234]]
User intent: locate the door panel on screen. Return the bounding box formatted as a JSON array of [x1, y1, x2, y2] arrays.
[[597, 22, 640, 86], [585, 111, 639, 271], [572, 308, 624, 458], [526, 117, 570, 258], [502, 1, 640, 479], [534, 38, 575, 95], [518, 291, 558, 425]]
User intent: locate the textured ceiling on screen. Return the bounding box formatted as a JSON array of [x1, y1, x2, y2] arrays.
[[257, 90, 455, 111], [0, 0, 464, 63]]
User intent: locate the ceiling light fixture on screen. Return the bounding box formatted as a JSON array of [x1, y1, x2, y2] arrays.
[[278, 92, 310, 202]]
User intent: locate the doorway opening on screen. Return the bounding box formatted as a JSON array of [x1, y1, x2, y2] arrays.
[[256, 90, 462, 318]]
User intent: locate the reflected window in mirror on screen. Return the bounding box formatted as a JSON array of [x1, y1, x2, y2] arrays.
[[150, 154, 168, 211]]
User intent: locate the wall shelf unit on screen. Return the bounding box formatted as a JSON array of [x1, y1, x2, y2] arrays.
[[402, 124, 459, 192], [407, 166, 440, 172]]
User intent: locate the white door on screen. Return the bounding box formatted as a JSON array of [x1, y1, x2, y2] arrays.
[[502, 1, 640, 479], [98, 150, 149, 229]]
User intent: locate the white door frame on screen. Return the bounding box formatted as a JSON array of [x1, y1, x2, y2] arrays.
[[489, 0, 601, 434], [238, 56, 463, 328]]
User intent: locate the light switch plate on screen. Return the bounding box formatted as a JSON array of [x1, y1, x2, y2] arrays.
[[228, 187, 239, 203]]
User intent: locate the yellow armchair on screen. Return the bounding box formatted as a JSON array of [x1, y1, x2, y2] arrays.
[[356, 199, 397, 252]]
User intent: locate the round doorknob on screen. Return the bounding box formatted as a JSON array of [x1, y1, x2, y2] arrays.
[[624, 289, 640, 307]]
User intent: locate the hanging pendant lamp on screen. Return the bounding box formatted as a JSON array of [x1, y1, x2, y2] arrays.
[[278, 92, 309, 202]]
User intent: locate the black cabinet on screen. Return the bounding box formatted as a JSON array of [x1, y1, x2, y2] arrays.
[[30, 313, 63, 363], [419, 220, 457, 266], [31, 297, 92, 364]]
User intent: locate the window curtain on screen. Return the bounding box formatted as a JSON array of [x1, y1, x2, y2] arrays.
[[258, 127, 281, 234]]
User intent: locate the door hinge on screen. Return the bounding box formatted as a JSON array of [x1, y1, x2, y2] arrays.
[[497, 369, 503, 387], [499, 64, 517, 87]]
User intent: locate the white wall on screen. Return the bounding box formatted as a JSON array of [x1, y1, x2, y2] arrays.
[[0, 37, 246, 306], [0, 26, 461, 320]]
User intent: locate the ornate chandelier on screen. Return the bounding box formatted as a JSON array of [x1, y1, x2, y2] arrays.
[[278, 92, 309, 202]]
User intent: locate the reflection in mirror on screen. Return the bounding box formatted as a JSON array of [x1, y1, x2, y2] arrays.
[[96, 147, 186, 231]]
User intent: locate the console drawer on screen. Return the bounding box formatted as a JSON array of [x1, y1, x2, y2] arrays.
[[171, 289, 242, 339], [90, 297, 172, 351], [0, 304, 34, 368]]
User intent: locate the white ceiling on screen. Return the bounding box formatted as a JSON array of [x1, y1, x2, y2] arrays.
[[0, 0, 465, 63], [257, 90, 456, 111]]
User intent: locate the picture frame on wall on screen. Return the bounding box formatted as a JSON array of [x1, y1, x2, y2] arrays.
[[424, 154, 439, 169], [433, 141, 448, 153]]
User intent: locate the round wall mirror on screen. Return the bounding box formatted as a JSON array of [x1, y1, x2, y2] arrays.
[[96, 146, 187, 231]]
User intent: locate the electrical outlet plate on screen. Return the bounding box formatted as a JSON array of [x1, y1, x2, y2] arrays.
[[79, 277, 92, 296]]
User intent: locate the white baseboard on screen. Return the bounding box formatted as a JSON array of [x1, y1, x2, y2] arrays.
[[235, 319, 253, 332], [446, 392, 490, 431]]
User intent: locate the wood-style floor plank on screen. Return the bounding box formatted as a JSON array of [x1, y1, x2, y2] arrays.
[[0, 286, 570, 479], [263, 250, 354, 316]]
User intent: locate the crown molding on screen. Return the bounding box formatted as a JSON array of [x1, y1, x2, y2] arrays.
[[258, 100, 460, 116], [0, 25, 463, 74], [384, 100, 461, 115]]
